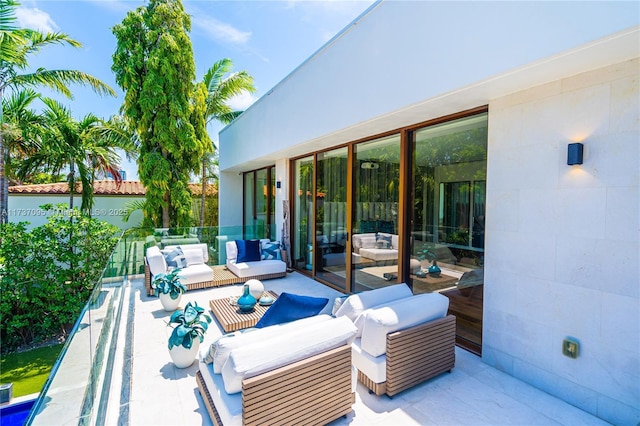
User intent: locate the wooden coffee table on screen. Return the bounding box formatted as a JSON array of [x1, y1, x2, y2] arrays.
[[209, 291, 278, 333]]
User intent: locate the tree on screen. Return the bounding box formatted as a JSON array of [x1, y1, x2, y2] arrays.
[[112, 0, 208, 228], [198, 58, 255, 226], [1, 88, 45, 185], [0, 0, 116, 223], [18, 99, 129, 213]]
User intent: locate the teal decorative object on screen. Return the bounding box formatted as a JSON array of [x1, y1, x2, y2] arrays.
[[428, 260, 441, 277], [237, 284, 257, 312]]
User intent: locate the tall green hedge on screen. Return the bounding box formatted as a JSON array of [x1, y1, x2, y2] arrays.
[[0, 205, 120, 352]]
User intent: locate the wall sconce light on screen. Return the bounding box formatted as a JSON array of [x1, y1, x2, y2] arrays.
[[567, 143, 584, 165], [276, 181, 281, 189]]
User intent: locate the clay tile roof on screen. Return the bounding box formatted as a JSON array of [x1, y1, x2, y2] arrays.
[[9, 180, 217, 197]]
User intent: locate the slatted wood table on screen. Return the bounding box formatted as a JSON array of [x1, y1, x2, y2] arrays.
[[209, 291, 278, 333]]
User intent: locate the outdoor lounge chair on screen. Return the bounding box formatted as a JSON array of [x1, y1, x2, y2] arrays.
[[335, 284, 456, 397], [196, 315, 357, 425]]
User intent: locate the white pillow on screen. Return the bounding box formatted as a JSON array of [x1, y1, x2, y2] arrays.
[[221, 316, 357, 394], [146, 246, 167, 276], [360, 292, 449, 357], [183, 248, 204, 266], [334, 283, 412, 322], [209, 314, 332, 373]]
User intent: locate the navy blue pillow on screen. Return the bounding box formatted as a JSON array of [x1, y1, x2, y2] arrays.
[[236, 239, 262, 263], [254, 292, 329, 328]]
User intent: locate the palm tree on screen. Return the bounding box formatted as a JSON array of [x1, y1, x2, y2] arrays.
[[18, 99, 128, 213], [198, 58, 255, 226], [1, 88, 45, 184], [0, 0, 116, 223]]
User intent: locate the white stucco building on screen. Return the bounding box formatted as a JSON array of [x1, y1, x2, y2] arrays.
[[218, 2, 639, 423]]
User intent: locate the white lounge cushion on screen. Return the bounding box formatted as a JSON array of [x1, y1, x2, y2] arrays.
[[198, 360, 243, 426], [177, 263, 213, 285], [164, 243, 209, 263], [221, 316, 357, 394], [227, 259, 285, 278], [204, 314, 333, 373], [360, 292, 449, 357], [351, 338, 387, 383], [358, 248, 398, 262], [146, 246, 167, 276], [183, 248, 205, 266], [225, 241, 238, 262], [334, 283, 412, 323]]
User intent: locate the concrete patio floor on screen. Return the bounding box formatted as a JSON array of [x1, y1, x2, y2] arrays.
[[123, 272, 609, 426]]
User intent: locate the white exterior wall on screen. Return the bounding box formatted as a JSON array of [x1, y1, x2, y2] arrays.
[[217, 2, 639, 422], [484, 58, 639, 425], [8, 195, 143, 230], [219, 1, 639, 173]]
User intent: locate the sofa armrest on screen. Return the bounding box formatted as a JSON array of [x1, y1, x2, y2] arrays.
[[241, 344, 354, 425], [384, 314, 456, 396]]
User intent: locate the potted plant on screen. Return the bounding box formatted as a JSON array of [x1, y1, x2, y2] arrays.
[[153, 269, 187, 311], [167, 301, 212, 368]]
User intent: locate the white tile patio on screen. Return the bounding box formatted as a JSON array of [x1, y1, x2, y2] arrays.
[[124, 272, 609, 426]]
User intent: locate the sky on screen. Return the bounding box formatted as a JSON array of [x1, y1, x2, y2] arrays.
[[14, 0, 377, 180]]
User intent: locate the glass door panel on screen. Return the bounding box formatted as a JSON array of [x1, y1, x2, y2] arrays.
[[292, 157, 314, 271], [352, 135, 401, 293], [316, 147, 348, 290], [410, 112, 487, 355], [243, 172, 255, 239]]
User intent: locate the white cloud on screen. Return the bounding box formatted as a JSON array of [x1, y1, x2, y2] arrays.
[[227, 92, 258, 111], [15, 7, 58, 33], [191, 14, 252, 46]]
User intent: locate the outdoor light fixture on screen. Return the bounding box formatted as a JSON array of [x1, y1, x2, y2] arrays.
[[276, 181, 281, 188], [567, 143, 584, 165]]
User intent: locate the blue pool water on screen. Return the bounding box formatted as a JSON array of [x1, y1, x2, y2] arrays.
[[0, 399, 36, 426]]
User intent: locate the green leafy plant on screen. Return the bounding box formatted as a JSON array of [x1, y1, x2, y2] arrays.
[[167, 301, 211, 350], [0, 205, 120, 352], [152, 269, 187, 300]]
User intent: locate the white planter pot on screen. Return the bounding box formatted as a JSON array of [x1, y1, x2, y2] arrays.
[[169, 339, 200, 368], [159, 292, 181, 312]]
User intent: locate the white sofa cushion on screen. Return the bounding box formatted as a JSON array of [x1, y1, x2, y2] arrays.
[[164, 243, 209, 263], [177, 263, 213, 285], [358, 248, 398, 262], [351, 338, 387, 383], [198, 360, 243, 425], [183, 248, 205, 266], [360, 292, 449, 357], [221, 316, 357, 394], [227, 259, 286, 278], [203, 314, 333, 373], [225, 241, 238, 261], [146, 246, 167, 276], [334, 283, 412, 323]]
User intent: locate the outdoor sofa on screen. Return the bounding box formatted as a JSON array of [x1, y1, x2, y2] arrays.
[[144, 243, 214, 295], [225, 239, 286, 280], [196, 314, 358, 425], [335, 283, 456, 397]]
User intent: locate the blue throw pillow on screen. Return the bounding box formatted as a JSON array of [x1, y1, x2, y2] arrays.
[[163, 247, 184, 268], [236, 239, 262, 263], [261, 241, 281, 260], [254, 292, 329, 328]]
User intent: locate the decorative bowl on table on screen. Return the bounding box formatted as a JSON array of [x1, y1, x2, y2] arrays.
[[258, 295, 275, 306]]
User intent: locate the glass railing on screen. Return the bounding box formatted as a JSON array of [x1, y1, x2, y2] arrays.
[[26, 225, 274, 425]]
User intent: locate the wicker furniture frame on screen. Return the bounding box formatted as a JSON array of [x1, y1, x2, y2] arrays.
[[357, 314, 456, 397], [144, 260, 286, 296], [196, 344, 355, 426]]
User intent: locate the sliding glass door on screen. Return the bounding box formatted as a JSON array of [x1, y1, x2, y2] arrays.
[[315, 147, 349, 290], [352, 135, 401, 292]]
